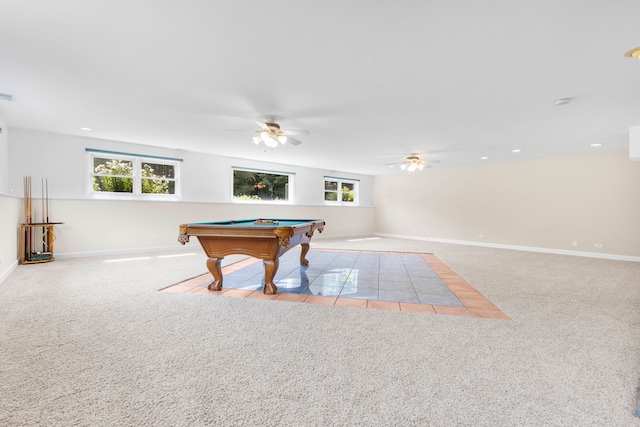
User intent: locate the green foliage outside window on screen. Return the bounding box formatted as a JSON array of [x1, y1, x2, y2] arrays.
[[93, 159, 133, 193], [233, 170, 289, 201], [141, 163, 174, 194], [324, 179, 356, 203], [93, 158, 174, 194], [342, 184, 355, 202], [324, 181, 338, 201]]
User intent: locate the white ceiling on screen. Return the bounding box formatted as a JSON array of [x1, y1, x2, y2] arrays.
[[1, 1, 639, 175]]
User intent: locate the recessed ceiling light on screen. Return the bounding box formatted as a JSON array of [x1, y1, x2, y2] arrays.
[[555, 98, 571, 106], [512, 149, 521, 153], [79, 127, 92, 131], [480, 156, 489, 160], [590, 143, 602, 147], [625, 47, 640, 59]]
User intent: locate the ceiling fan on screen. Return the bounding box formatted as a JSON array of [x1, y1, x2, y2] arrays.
[[386, 154, 439, 172], [247, 118, 310, 148]]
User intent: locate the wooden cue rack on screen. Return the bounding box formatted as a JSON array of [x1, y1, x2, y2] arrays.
[[20, 176, 63, 264]]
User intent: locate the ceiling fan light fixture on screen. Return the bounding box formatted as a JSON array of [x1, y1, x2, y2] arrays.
[[395, 154, 429, 173], [625, 47, 640, 59], [246, 119, 308, 148]]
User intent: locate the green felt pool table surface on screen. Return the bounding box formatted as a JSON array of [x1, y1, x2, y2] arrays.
[[193, 219, 319, 227]]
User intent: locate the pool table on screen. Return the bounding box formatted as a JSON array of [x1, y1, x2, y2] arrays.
[[178, 219, 325, 294]]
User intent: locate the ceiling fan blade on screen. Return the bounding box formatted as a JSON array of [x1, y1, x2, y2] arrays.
[[282, 129, 311, 136], [255, 121, 271, 131], [284, 136, 302, 145]]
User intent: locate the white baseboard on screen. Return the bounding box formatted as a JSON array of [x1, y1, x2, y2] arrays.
[[54, 233, 369, 259], [0, 259, 19, 286], [375, 233, 640, 263], [55, 244, 198, 259], [26, 232, 639, 264], [313, 232, 371, 241]]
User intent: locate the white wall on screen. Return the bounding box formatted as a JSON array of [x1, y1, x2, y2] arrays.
[[0, 195, 21, 282], [375, 151, 640, 258], [0, 117, 7, 194], [5, 129, 375, 259], [49, 200, 374, 256], [0, 118, 21, 283], [6, 128, 640, 264], [8, 129, 374, 205]]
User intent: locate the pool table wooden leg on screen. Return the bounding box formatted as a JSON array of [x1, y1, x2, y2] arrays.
[[263, 258, 279, 295], [300, 242, 310, 266], [206, 257, 223, 291]]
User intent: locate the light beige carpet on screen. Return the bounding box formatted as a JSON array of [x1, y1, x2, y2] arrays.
[[1, 237, 639, 426]]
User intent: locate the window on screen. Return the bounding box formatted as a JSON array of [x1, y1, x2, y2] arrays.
[[232, 168, 293, 203], [324, 177, 358, 205], [88, 149, 181, 199]]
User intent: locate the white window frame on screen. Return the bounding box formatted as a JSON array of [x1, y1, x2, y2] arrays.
[[324, 176, 359, 206], [87, 149, 181, 200], [231, 167, 295, 204]]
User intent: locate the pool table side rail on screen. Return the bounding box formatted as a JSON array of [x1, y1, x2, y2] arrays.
[[177, 219, 325, 246], [192, 219, 322, 227]]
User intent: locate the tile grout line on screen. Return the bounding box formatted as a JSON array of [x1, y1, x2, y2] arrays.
[[400, 253, 422, 306], [163, 251, 509, 319]]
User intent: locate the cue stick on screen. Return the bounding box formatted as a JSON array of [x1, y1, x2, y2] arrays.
[[23, 177, 28, 260], [42, 178, 45, 251], [23, 176, 26, 223], [30, 176, 34, 256], [27, 176, 32, 258], [41, 178, 44, 223], [30, 176, 33, 256], [45, 178, 50, 251], [25, 176, 29, 259], [28, 176, 32, 223], [46, 178, 49, 223], [24, 176, 29, 224]]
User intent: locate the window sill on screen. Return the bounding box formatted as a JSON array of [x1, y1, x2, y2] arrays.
[[89, 193, 181, 202]]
